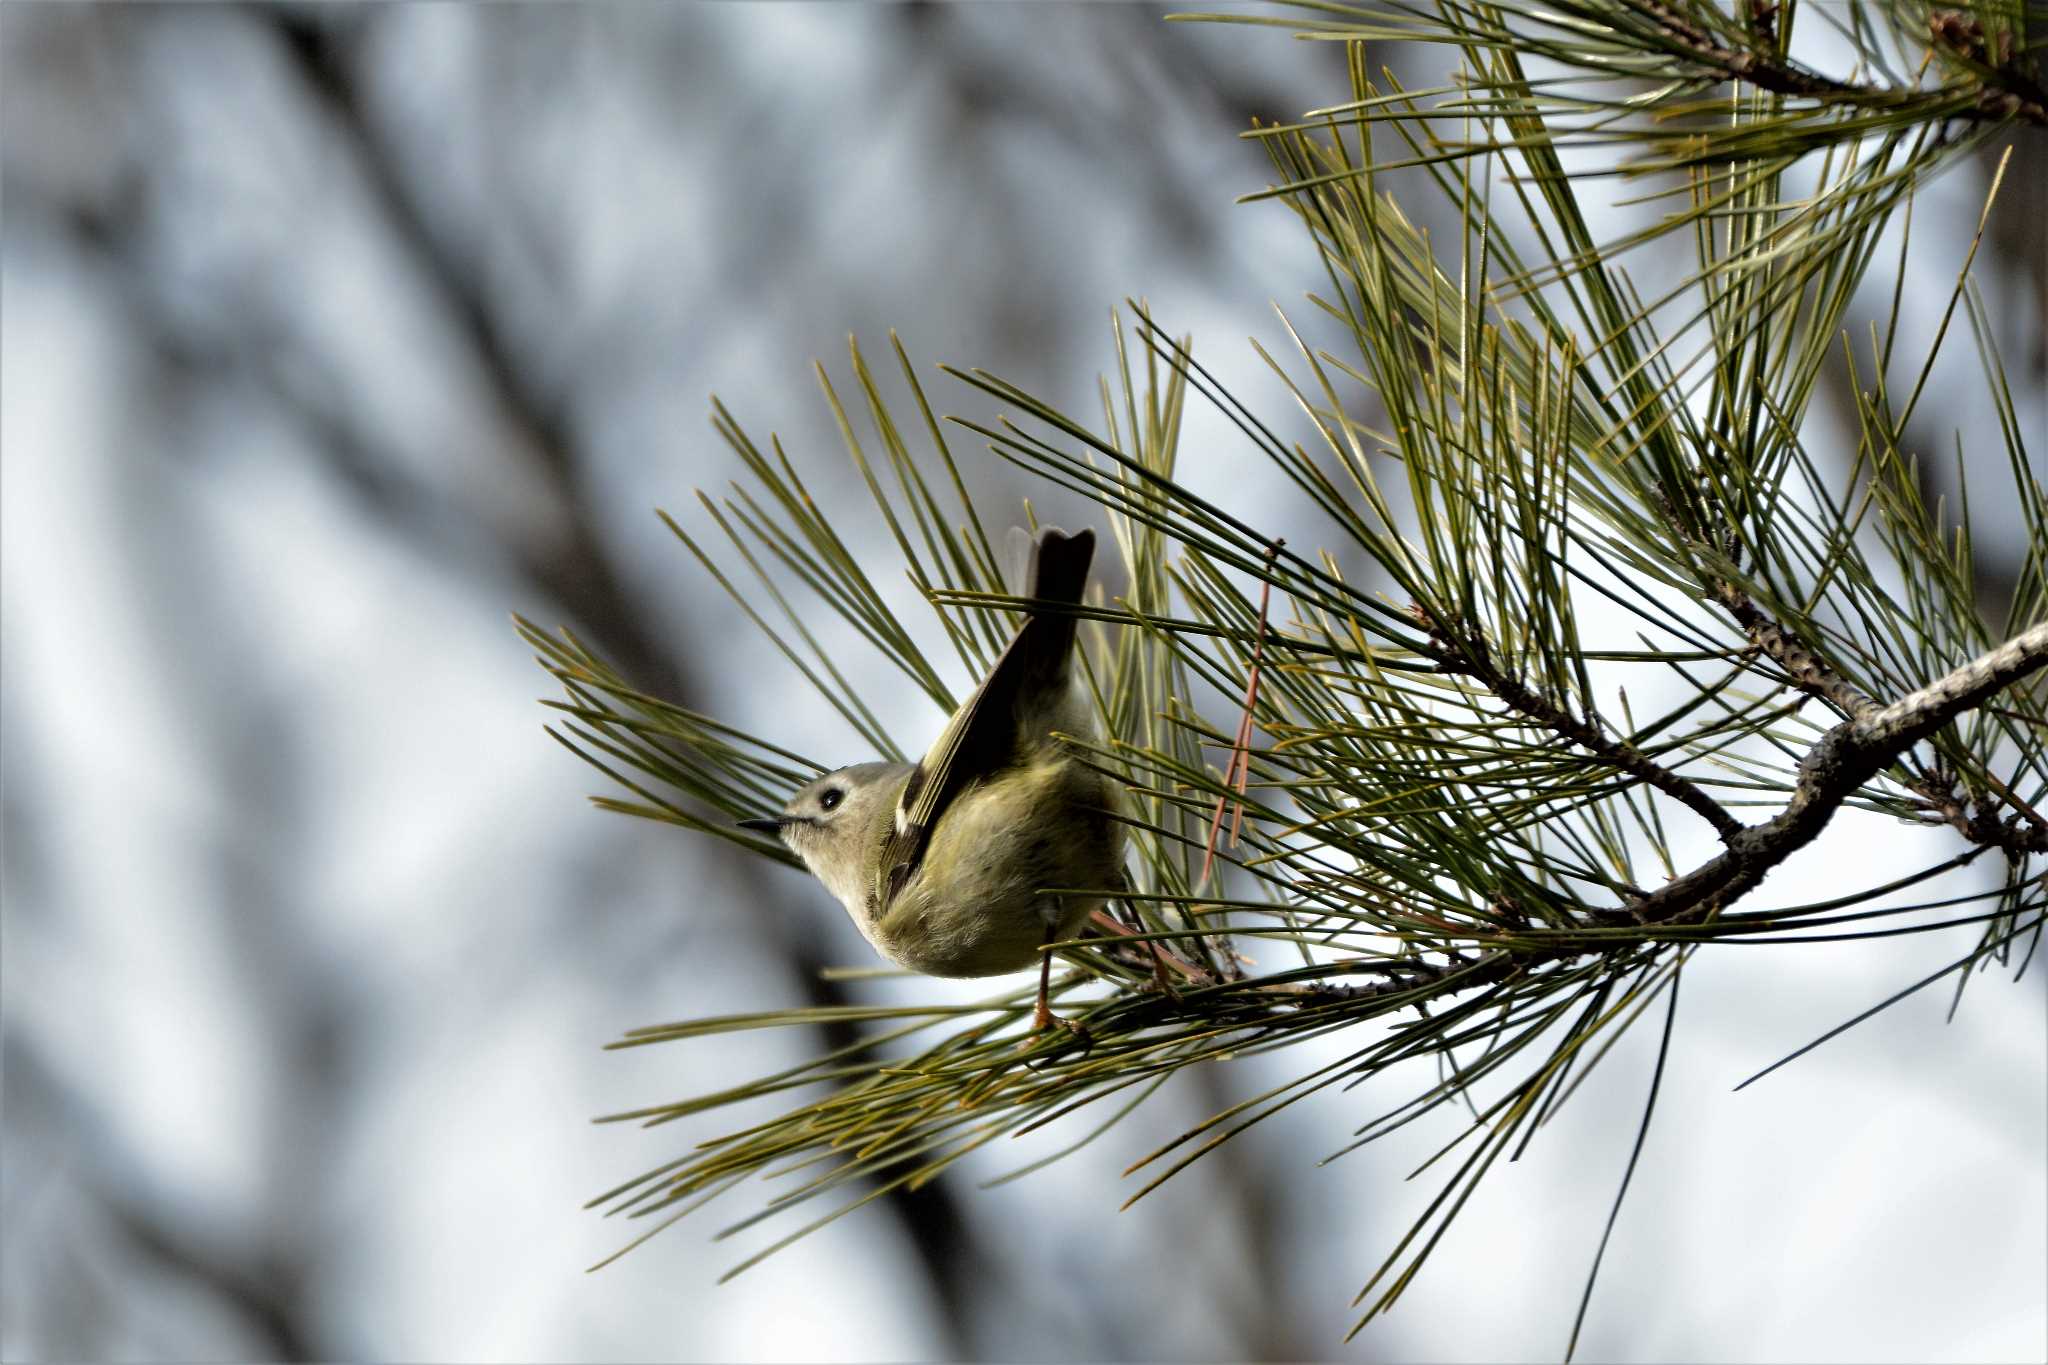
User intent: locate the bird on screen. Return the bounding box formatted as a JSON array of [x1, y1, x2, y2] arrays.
[[739, 526, 1126, 1031]]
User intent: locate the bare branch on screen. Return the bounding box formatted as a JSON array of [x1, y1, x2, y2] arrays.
[[1420, 613, 1746, 842], [1710, 581, 1882, 721], [1906, 774, 2048, 857], [1632, 621, 2048, 923]]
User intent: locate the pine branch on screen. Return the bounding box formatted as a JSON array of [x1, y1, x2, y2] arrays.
[[1628, 0, 1859, 101], [1419, 609, 1746, 842], [1906, 774, 2048, 856], [536, 3, 2048, 1338], [1631, 622, 2048, 924], [1709, 580, 1883, 721], [1928, 8, 2048, 122], [1092, 606, 2044, 990]]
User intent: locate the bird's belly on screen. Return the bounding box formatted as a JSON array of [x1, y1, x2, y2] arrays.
[[877, 884, 1086, 977], [864, 762, 1124, 977]]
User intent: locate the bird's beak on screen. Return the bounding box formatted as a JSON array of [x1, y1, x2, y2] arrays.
[[736, 816, 788, 834]]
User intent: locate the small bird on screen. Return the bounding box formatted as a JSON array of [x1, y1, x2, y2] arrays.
[[740, 527, 1126, 1031]]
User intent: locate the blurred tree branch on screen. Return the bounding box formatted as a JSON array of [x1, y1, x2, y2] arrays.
[[265, 7, 676, 699], [4, 1034, 318, 1362], [255, 9, 994, 1349]]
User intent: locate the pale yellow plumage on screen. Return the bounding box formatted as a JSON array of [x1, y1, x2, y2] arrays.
[[740, 528, 1124, 1023]]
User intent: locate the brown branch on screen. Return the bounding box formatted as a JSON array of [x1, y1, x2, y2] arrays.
[[1080, 947, 1520, 1038], [1710, 582, 1882, 721], [1417, 610, 1745, 841], [1906, 772, 2048, 857], [1980, 768, 2048, 841], [1275, 950, 1506, 1003], [1074, 908, 1516, 1013], [1628, 0, 2048, 125], [1630, 621, 2048, 923], [1629, 0, 1862, 99], [1674, 490, 1885, 724], [1120, 625, 2043, 1033], [1197, 629, 2044, 1006]]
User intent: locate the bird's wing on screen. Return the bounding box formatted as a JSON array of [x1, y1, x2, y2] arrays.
[[875, 526, 1095, 906]]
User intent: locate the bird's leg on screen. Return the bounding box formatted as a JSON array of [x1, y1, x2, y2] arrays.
[[1030, 915, 1090, 1043], [1033, 922, 1057, 1032]]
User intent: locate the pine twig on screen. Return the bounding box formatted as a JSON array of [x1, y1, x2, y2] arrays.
[[1631, 622, 2048, 924], [1906, 773, 2048, 857], [1628, 0, 1859, 100], [1628, 0, 2048, 124], [1417, 607, 1746, 842], [1202, 540, 1284, 888], [1710, 581, 1882, 721]]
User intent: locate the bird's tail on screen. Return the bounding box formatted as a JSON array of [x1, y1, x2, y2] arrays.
[[1025, 526, 1095, 609], [1014, 525, 1093, 683]]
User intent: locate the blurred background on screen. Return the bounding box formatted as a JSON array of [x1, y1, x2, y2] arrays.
[[3, 4, 2043, 1361]]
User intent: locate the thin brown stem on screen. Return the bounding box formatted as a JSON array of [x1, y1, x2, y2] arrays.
[[1420, 611, 1745, 841], [1979, 768, 2048, 840], [1203, 540, 1283, 888]]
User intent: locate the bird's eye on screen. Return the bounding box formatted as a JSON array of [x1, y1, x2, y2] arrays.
[[818, 787, 844, 812]]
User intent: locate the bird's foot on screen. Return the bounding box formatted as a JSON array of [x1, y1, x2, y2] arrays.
[[1026, 1000, 1092, 1050]]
